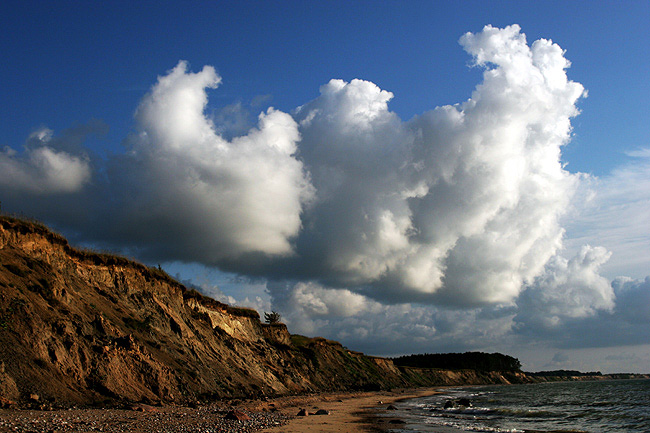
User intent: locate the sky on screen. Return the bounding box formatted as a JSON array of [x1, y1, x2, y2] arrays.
[[1, 0, 649, 374]]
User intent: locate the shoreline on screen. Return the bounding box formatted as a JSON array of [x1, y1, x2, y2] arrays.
[[262, 388, 441, 433], [0, 389, 442, 433]]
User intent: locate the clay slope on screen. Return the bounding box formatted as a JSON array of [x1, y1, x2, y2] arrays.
[[0, 216, 409, 407], [0, 216, 535, 408]]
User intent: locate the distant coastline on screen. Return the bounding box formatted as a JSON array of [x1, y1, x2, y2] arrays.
[[526, 370, 650, 382]]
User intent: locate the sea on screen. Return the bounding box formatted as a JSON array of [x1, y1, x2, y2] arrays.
[[381, 379, 650, 432]]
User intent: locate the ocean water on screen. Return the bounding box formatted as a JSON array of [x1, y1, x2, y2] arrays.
[[383, 379, 650, 432]]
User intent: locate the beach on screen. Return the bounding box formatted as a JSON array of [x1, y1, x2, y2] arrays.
[[0, 389, 439, 433], [263, 388, 440, 433]]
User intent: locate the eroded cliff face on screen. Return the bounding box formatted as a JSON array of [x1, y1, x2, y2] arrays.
[[0, 216, 409, 407], [0, 216, 531, 408]]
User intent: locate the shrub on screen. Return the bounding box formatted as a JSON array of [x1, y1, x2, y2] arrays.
[[264, 311, 281, 324]]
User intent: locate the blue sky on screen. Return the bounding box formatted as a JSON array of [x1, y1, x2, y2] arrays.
[[2, 1, 648, 173], [1, 1, 649, 373]]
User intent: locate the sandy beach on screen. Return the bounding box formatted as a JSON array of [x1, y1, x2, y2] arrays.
[[262, 388, 440, 433], [0, 389, 440, 433]]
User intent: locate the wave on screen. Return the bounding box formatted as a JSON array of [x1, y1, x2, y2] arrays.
[[393, 379, 650, 432]]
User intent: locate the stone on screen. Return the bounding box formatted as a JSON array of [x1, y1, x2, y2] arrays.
[[0, 396, 16, 408], [224, 409, 250, 421], [131, 404, 159, 412]]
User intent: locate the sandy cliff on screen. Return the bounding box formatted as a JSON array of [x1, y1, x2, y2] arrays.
[[0, 216, 530, 408]]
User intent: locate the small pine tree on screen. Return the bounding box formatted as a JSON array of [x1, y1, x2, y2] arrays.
[[264, 311, 281, 324]]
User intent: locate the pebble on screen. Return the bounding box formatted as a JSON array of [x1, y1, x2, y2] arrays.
[[0, 405, 291, 433]]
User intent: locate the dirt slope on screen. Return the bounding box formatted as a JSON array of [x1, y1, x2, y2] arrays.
[[0, 216, 530, 408]]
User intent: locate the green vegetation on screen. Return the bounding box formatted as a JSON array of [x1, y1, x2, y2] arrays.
[[2, 214, 262, 322], [0, 214, 68, 247], [264, 311, 281, 324], [1, 213, 544, 405], [529, 370, 602, 377], [290, 334, 311, 347], [393, 351, 522, 372], [0, 214, 186, 291], [226, 306, 259, 319]]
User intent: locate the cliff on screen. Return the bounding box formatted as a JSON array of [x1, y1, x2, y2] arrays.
[[0, 216, 531, 408]]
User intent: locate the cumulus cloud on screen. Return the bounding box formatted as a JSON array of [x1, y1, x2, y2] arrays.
[[279, 24, 585, 307], [267, 253, 646, 356], [267, 279, 519, 355], [5, 25, 646, 361], [564, 148, 650, 279], [0, 127, 92, 194], [3, 25, 590, 306], [102, 61, 314, 261], [611, 276, 650, 325], [514, 245, 614, 331], [511, 267, 650, 350]]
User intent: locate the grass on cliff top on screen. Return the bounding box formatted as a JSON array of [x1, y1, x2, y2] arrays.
[[0, 214, 176, 283], [291, 334, 343, 348], [0, 214, 259, 321], [0, 214, 68, 245]]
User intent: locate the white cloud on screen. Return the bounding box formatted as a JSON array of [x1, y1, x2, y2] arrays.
[[3, 26, 587, 308], [286, 24, 585, 307], [612, 276, 650, 324], [267, 279, 520, 355], [515, 246, 615, 331], [0, 127, 91, 194], [287, 281, 376, 318], [565, 149, 650, 279], [5, 25, 649, 368], [106, 61, 314, 260]]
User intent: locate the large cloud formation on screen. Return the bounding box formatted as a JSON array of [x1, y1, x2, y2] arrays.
[[103, 61, 314, 261], [1, 24, 589, 304], [3, 25, 649, 362], [289, 24, 585, 306]]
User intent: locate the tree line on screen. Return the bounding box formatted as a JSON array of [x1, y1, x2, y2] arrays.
[[392, 351, 522, 372], [528, 370, 602, 377]]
